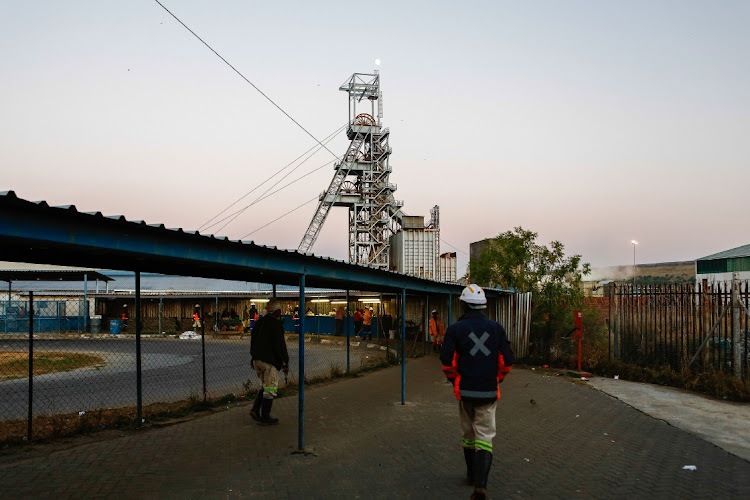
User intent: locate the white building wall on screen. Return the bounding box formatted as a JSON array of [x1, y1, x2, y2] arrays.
[[390, 229, 437, 279], [695, 271, 750, 284], [439, 253, 457, 282]]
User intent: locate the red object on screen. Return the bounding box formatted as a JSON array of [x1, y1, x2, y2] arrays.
[[572, 310, 583, 372]]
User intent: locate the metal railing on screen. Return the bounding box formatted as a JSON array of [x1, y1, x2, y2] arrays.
[[609, 280, 749, 379]]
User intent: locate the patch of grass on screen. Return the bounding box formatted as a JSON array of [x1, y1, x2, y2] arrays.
[[0, 392, 251, 449], [575, 358, 750, 402], [0, 352, 104, 381]]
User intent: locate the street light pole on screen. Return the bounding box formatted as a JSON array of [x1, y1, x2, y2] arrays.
[[631, 240, 638, 286]]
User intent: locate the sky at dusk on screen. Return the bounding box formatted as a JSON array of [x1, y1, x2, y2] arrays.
[[1, 1, 748, 277]]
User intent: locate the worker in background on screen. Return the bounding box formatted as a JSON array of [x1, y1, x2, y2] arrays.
[[440, 285, 514, 500], [362, 306, 373, 341], [429, 309, 445, 352], [192, 304, 201, 330], [249, 299, 289, 425], [335, 306, 345, 336], [353, 308, 363, 338], [121, 304, 128, 331]]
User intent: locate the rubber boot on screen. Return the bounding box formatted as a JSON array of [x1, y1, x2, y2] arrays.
[[259, 397, 279, 425], [249, 390, 263, 422], [470, 450, 492, 500], [463, 448, 476, 485]]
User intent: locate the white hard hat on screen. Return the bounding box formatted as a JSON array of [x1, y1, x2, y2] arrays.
[[266, 299, 282, 313], [431, 310, 437, 314], [460, 284, 487, 309]]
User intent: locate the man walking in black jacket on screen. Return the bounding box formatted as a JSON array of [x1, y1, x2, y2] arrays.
[[441, 284, 514, 500], [249, 299, 289, 425]]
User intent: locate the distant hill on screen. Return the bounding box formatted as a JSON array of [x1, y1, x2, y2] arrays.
[[588, 261, 695, 285]]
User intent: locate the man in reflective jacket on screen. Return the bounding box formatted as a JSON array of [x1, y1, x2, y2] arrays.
[[440, 284, 514, 500], [250, 299, 290, 425]]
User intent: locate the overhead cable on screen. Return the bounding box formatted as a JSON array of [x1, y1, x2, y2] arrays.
[[202, 157, 337, 234], [242, 196, 319, 239], [199, 123, 346, 232], [441, 238, 468, 256], [153, 0, 339, 160]]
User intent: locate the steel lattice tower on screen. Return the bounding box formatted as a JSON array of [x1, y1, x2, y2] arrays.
[[298, 72, 403, 269]]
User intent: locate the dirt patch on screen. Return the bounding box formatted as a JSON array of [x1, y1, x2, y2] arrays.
[[0, 351, 104, 381]]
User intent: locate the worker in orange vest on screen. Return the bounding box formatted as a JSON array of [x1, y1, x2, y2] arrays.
[[362, 307, 374, 341], [429, 309, 445, 352], [193, 304, 201, 330]]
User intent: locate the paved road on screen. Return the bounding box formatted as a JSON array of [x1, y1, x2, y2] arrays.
[[1, 356, 748, 499], [0, 336, 377, 419]]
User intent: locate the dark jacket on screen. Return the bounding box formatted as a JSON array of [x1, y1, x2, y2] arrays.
[[440, 310, 514, 403], [250, 314, 290, 370]]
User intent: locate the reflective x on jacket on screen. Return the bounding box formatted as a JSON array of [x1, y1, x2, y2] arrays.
[[440, 310, 514, 403]]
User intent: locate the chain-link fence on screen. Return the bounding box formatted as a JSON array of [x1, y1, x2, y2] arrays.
[[1, 283, 532, 446], [0, 291, 402, 445]]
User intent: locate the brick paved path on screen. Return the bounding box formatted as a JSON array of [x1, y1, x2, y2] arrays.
[[3, 356, 749, 499]]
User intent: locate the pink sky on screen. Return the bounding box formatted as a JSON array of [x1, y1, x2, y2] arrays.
[[2, 1, 748, 276]]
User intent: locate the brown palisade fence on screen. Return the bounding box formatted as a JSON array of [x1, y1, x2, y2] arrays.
[[609, 279, 749, 380]]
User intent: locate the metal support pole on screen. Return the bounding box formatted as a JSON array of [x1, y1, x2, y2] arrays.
[[346, 289, 350, 374], [135, 271, 143, 426], [83, 274, 88, 333], [401, 288, 406, 405], [6, 281, 10, 334], [215, 296, 219, 332], [733, 273, 742, 379], [298, 274, 306, 452], [158, 295, 163, 334], [27, 291, 34, 442], [202, 299, 207, 401], [425, 295, 429, 354], [273, 284, 277, 298]]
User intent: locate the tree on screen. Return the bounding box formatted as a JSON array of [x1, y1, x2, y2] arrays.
[[470, 227, 591, 360]]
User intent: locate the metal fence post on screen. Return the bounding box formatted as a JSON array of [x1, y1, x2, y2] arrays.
[[425, 295, 429, 355], [298, 274, 306, 452], [401, 288, 406, 405], [158, 295, 163, 334], [202, 298, 207, 402], [83, 273, 88, 333], [346, 289, 350, 374], [6, 281, 11, 334], [733, 273, 741, 379], [27, 291, 34, 442], [135, 271, 143, 426]]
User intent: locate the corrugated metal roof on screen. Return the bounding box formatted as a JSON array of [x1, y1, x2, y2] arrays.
[[0, 270, 112, 282], [697, 244, 750, 261], [0, 190, 489, 295]]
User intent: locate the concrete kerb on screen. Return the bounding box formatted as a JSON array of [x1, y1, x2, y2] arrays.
[[585, 375, 750, 463]]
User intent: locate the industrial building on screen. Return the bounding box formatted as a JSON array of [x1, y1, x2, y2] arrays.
[[696, 244, 750, 283]]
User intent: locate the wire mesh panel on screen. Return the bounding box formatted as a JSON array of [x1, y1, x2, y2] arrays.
[[1, 286, 442, 445]]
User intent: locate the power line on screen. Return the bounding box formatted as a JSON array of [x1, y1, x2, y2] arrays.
[[210, 125, 345, 234], [153, 0, 339, 160], [242, 196, 318, 240], [441, 238, 468, 256], [198, 122, 348, 231], [201, 157, 336, 234]]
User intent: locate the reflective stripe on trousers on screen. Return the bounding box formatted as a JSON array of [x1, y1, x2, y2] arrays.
[[253, 360, 279, 399], [459, 399, 497, 453]]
